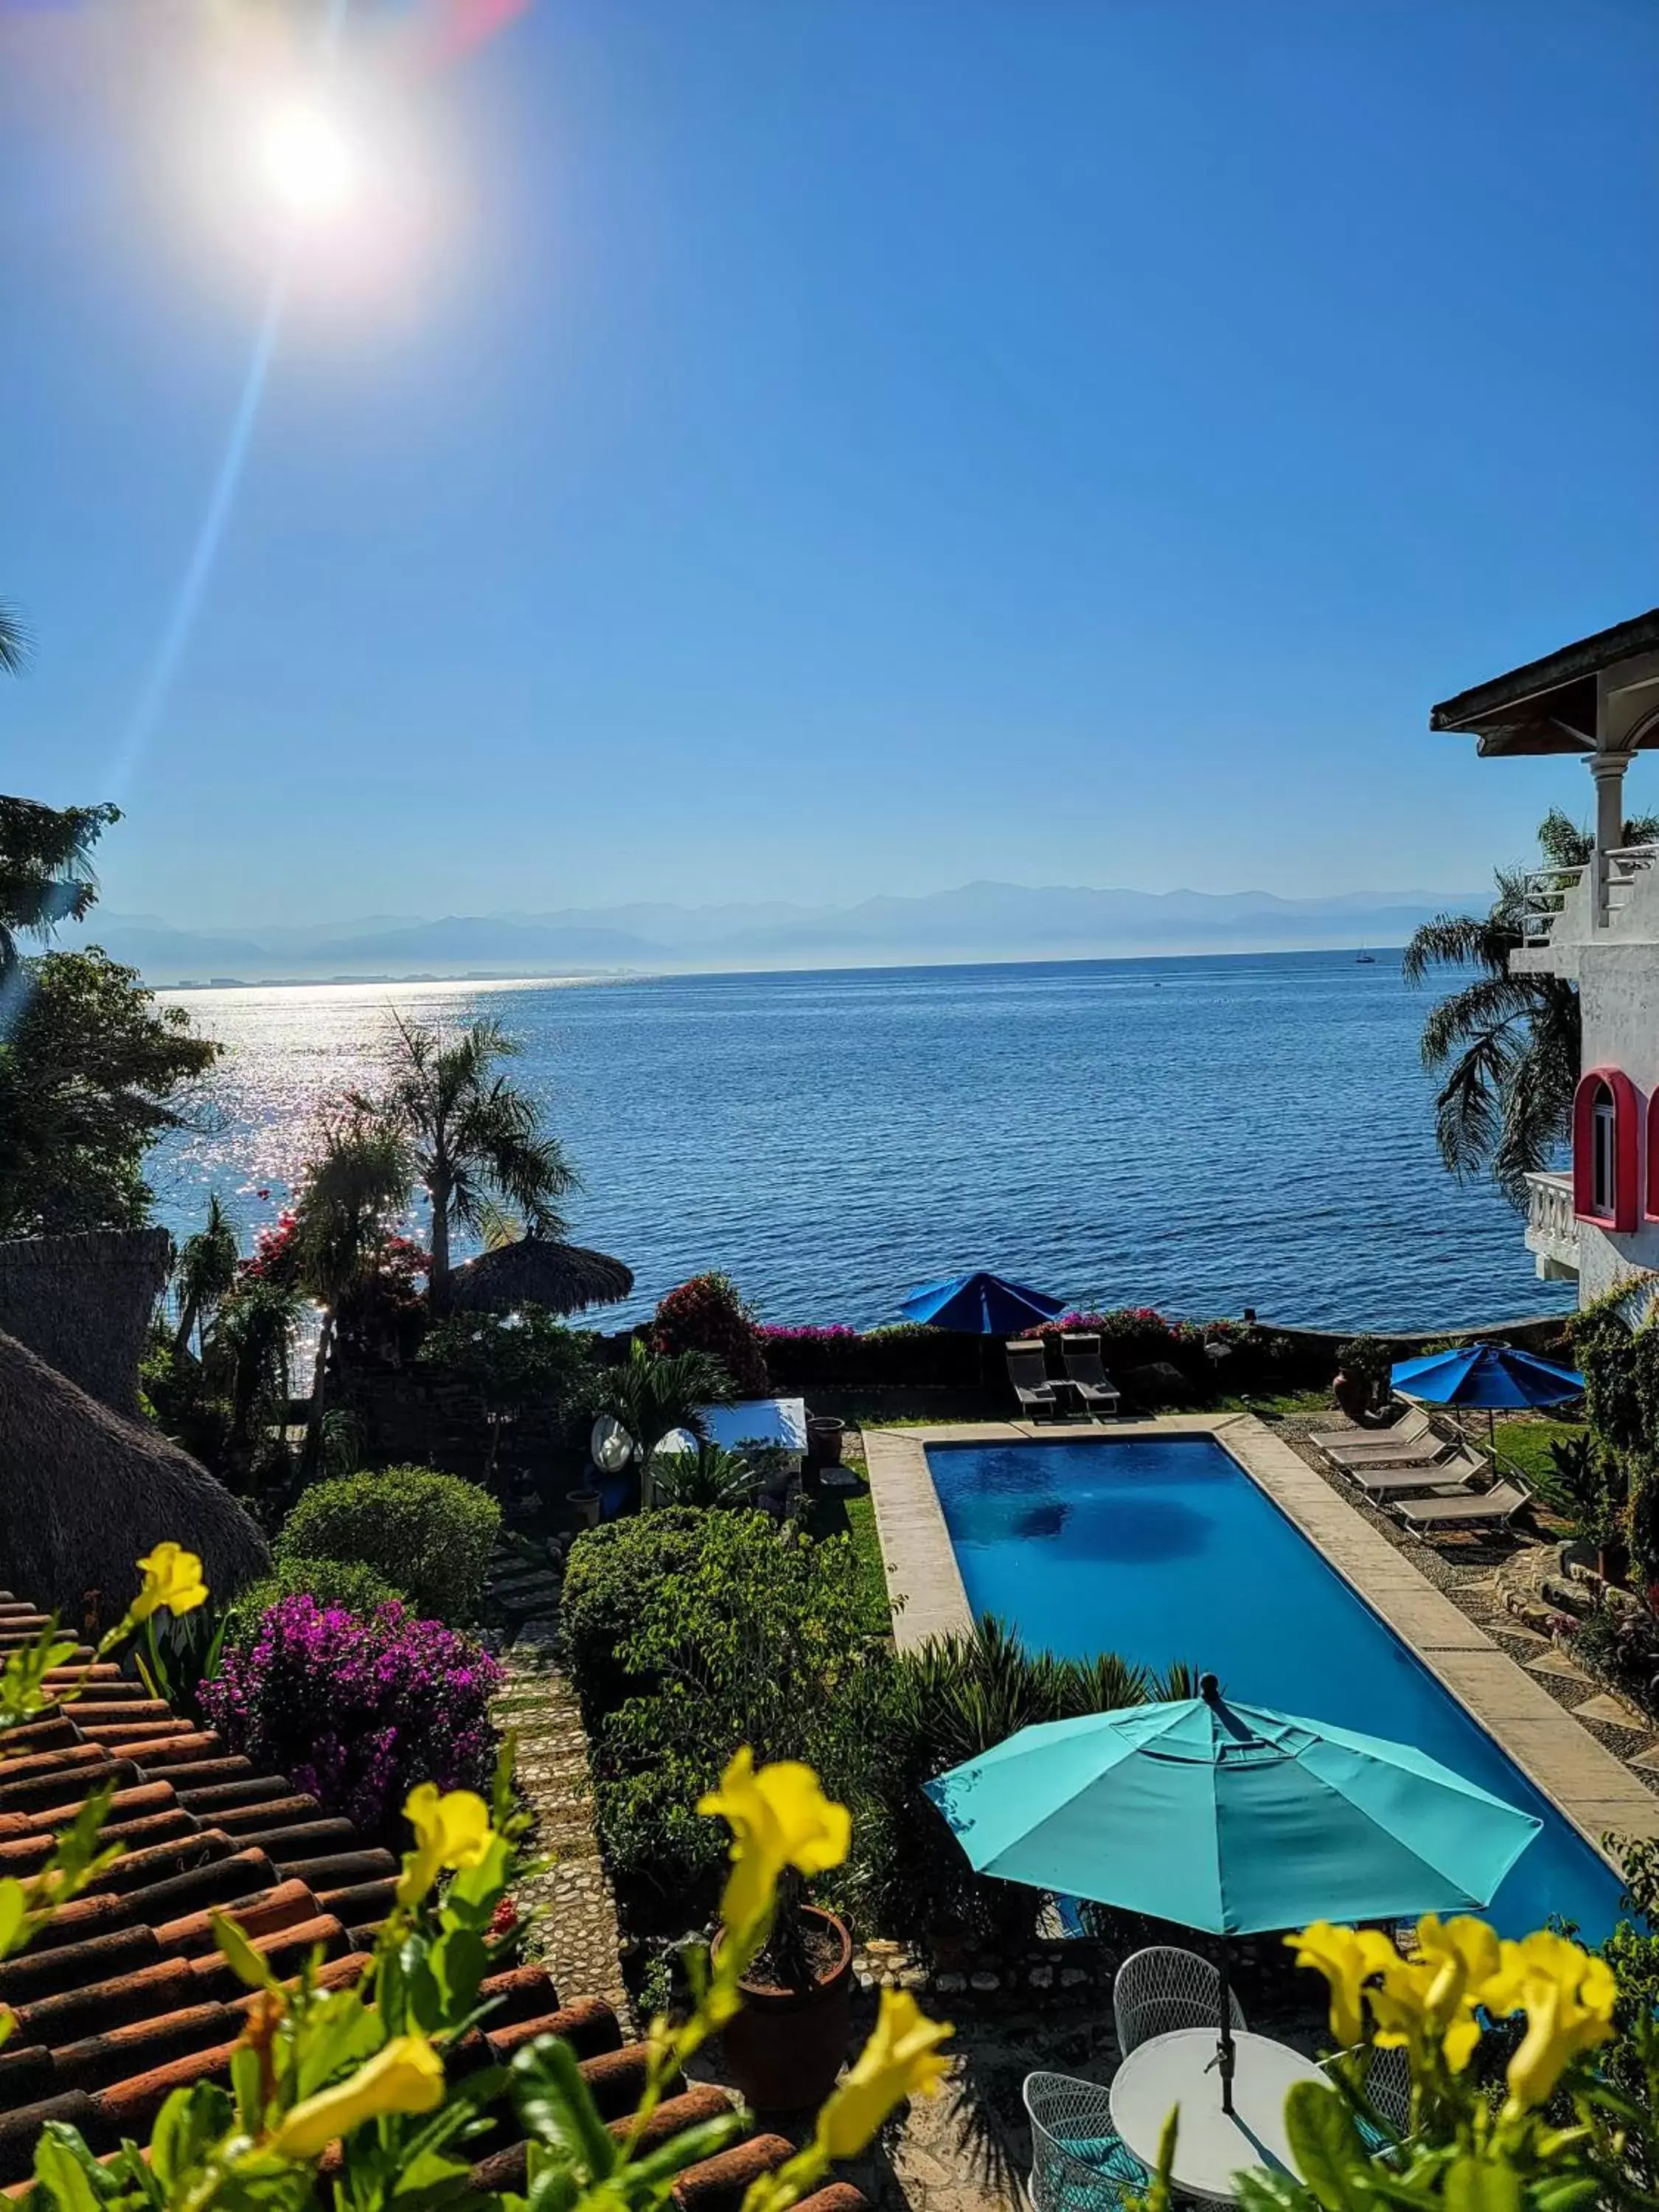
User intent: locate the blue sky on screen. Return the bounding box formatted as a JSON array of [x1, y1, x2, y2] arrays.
[[1, 0, 1655, 928]]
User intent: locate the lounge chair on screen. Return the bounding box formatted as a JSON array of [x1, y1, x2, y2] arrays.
[[1324, 1435, 1453, 1475], [1308, 1408, 1433, 1454], [1346, 1452, 1486, 1499], [1060, 1334, 1121, 1417], [1006, 1340, 1061, 1422], [1389, 1480, 1531, 1534]]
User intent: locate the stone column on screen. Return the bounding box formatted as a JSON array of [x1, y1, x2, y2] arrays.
[[1589, 750, 1628, 925]]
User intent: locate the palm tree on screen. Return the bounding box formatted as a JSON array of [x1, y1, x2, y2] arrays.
[[172, 1193, 240, 1360], [291, 1110, 414, 1464], [214, 1277, 307, 1455], [593, 1340, 734, 1500], [1404, 808, 1659, 1203], [369, 1014, 576, 1311]]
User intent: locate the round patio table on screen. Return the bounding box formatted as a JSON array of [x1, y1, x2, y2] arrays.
[[1110, 2028, 1325, 2205]]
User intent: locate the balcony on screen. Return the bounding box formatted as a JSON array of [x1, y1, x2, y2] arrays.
[[1523, 1170, 1579, 1281], [1515, 844, 1659, 975]]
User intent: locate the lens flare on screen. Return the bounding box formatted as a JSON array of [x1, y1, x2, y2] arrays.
[[260, 103, 356, 219]]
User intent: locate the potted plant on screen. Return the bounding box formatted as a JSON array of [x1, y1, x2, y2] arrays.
[[714, 1861, 855, 2113]]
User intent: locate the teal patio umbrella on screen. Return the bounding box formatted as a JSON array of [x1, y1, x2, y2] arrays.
[[925, 1676, 1540, 2110]]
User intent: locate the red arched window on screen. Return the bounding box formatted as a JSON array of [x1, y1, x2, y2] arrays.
[[1573, 1067, 1640, 1231], [1646, 1090, 1659, 1222]]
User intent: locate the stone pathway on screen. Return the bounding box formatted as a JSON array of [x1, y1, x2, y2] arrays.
[[494, 1644, 632, 2034]]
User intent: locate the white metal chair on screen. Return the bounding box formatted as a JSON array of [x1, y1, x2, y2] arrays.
[[1023, 2072, 1147, 2212], [1111, 1944, 1246, 2059], [1324, 2045, 1411, 2153]]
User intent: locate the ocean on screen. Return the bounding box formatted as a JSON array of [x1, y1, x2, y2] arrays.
[[147, 950, 1571, 1335]]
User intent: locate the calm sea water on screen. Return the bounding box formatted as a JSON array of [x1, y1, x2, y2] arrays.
[[931, 1436, 1618, 1939], [147, 951, 1571, 1335]]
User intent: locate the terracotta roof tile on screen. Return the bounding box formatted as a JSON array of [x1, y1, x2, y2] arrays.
[[0, 1587, 875, 2207]]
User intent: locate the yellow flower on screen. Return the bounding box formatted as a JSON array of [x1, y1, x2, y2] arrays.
[[1366, 1915, 1503, 2073], [698, 1750, 852, 1938], [131, 1544, 207, 1624], [1479, 1930, 1617, 2112], [815, 1989, 954, 2158], [268, 2034, 443, 2158], [395, 1784, 497, 1910], [1285, 1922, 1399, 2051]]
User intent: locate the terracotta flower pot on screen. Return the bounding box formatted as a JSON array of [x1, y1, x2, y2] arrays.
[[714, 1905, 853, 2114]]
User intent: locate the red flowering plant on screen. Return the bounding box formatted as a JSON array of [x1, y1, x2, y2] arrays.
[[652, 1272, 770, 1397]]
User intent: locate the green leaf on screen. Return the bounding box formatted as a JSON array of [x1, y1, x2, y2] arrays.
[[431, 1928, 490, 2023], [230, 2043, 266, 2135], [1443, 2157, 1521, 2212], [1281, 2081, 1373, 2212], [0, 1877, 28, 1956], [149, 2083, 234, 2189], [211, 1910, 279, 1992], [510, 2037, 618, 2183], [33, 2127, 107, 2212]]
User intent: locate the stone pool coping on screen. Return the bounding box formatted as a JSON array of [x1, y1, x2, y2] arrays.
[[863, 1413, 1659, 1871]]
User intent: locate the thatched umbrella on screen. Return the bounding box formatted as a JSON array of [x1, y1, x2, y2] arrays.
[[445, 1237, 634, 1317], [0, 1329, 269, 1621], [0, 1228, 171, 1417]]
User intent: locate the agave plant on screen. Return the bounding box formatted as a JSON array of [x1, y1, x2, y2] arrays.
[[648, 1439, 757, 1509]]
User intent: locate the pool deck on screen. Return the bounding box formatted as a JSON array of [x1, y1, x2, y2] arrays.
[[863, 1413, 1659, 1869]]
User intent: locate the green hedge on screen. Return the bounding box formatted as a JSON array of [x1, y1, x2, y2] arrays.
[[277, 1466, 499, 1624]]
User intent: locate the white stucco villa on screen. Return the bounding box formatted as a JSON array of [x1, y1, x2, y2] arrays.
[[1433, 607, 1659, 1304]]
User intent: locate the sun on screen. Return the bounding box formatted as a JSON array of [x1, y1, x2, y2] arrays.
[[260, 104, 357, 220]]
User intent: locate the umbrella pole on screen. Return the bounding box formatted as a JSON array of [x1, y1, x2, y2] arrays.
[[1217, 1941, 1237, 2117]]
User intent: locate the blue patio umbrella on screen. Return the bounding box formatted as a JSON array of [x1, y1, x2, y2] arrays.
[[925, 1675, 1539, 2110], [900, 1270, 1065, 1334], [1391, 1341, 1584, 1447], [1390, 1341, 1583, 1409]]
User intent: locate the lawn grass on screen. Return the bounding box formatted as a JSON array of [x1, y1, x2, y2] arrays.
[[1489, 1413, 1585, 1496], [804, 1481, 891, 1638]]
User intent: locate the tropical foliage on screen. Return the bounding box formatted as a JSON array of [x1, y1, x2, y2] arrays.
[[288, 1106, 414, 1461], [652, 1272, 770, 1397], [172, 1192, 240, 1358], [1404, 808, 1659, 1202], [366, 1012, 577, 1308], [591, 1338, 734, 1498], [201, 1593, 502, 1840], [1241, 1910, 1658, 2210], [0, 947, 219, 1237], [1568, 1280, 1659, 1577], [417, 1308, 598, 1474]]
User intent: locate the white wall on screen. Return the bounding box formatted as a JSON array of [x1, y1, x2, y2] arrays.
[[1576, 942, 1659, 1301]]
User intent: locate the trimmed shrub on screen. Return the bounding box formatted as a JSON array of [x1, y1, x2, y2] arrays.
[[276, 1465, 499, 1624], [564, 1509, 876, 1929], [220, 1555, 406, 1647], [201, 1595, 501, 1840], [561, 1508, 726, 1722], [651, 1273, 769, 1398]]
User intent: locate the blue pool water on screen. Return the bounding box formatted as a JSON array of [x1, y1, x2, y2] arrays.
[[928, 1436, 1626, 1941]]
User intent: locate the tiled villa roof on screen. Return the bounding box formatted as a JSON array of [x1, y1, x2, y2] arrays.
[[0, 1593, 869, 2210]]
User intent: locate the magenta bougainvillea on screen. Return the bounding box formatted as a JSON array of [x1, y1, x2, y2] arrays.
[[755, 1323, 858, 1343], [201, 1596, 501, 1841], [651, 1272, 770, 1397]]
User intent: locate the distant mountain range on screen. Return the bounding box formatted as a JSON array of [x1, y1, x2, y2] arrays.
[[75, 881, 1486, 985]]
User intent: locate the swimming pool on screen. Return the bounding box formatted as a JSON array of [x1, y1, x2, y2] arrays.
[[927, 1434, 1625, 1941]]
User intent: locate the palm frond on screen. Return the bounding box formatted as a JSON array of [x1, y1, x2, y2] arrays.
[[0, 601, 32, 679], [1400, 910, 1516, 985]]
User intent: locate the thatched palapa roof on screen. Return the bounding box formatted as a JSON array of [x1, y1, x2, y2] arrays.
[[0, 1329, 269, 1620], [0, 1228, 171, 1416], [445, 1237, 634, 1316]]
